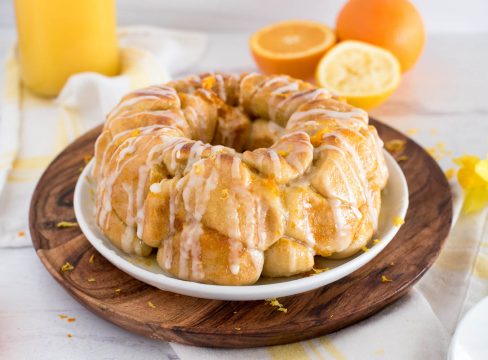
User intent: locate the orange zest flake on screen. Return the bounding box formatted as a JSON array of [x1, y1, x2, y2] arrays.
[[129, 129, 141, 137], [385, 139, 406, 154], [373, 239, 380, 244], [58, 314, 68, 320], [234, 327, 241, 331], [274, 92, 294, 100], [89, 254, 95, 264], [277, 149, 289, 157], [83, 154, 93, 164], [201, 76, 216, 89], [67, 333, 73, 338], [393, 216, 405, 227], [221, 188, 229, 199], [361, 245, 369, 252], [193, 163, 203, 175], [115, 288, 121, 295], [56, 221, 79, 229], [87, 278, 96, 283], [60, 262, 74, 272], [311, 267, 330, 275], [262, 177, 280, 196], [310, 129, 329, 146], [397, 155, 409, 162], [265, 298, 288, 313], [147, 301, 156, 309], [18, 230, 25, 237], [381, 275, 393, 283], [67, 317, 76, 323]]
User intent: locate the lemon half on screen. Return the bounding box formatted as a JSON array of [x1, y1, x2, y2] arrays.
[[316, 40, 401, 109]]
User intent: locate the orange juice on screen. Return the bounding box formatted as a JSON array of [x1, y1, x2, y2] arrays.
[[14, 0, 120, 97]]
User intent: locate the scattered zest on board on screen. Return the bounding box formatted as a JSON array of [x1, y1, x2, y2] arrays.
[[56, 221, 79, 229], [265, 298, 288, 313], [60, 262, 74, 272], [147, 301, 156, 309], [385, 139, 406, 154]]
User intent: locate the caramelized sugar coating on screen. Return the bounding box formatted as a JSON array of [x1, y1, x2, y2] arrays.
[[93, 73, 389, 285]]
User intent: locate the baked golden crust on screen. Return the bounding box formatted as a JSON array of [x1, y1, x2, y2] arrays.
[[263, 237, 315, 277], [93, 72, 389, 285]]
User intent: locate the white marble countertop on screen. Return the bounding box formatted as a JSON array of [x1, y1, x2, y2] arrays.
[[1, 28, 488, 359]]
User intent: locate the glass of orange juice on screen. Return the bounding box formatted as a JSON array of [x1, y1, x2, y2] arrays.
[[14, 0, 120, 97]]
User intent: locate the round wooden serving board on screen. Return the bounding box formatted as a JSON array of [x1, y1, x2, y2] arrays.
[[30, 119, 452, 348]]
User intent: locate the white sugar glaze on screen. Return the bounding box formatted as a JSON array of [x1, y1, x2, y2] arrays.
[[93, 73, 389, 285]]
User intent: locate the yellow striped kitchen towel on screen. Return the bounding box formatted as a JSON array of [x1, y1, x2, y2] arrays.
[[0, 26, 206, 247]]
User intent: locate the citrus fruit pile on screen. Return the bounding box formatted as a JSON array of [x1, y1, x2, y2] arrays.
[[249, 0, 425, 109]]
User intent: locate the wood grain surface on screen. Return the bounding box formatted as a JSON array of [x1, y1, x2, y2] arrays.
[[29, 119, 452, 348]]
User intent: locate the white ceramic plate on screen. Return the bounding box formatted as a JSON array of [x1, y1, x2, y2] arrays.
[[74, 151, 408, 301], [449, 296, 488, 360], [450, 180, 464, 228]]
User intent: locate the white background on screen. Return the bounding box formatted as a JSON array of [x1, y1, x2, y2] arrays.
[[1, 0, 488, 33]]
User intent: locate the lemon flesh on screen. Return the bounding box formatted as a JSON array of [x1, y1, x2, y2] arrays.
[[316, 40, 401, 109]]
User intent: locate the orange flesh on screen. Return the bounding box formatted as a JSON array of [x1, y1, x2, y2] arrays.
[[258, 24, 328, 54]]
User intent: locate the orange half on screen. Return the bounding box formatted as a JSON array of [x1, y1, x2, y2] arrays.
[[250, 20, 336, 80]]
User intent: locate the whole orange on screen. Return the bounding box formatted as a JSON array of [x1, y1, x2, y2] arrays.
[[336, 0, 425, 72]]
